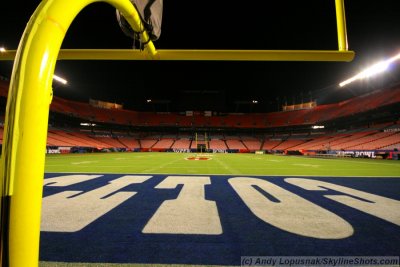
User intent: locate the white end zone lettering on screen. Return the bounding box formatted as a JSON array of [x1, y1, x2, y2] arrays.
[[142, 176, 223, 235], [42, 175, 152, 232], [286, 178, 400, 226], [229, 177, 354, 239]]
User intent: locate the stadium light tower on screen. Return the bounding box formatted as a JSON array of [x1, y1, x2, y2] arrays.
[[339, 52, 400, 87], [53, 74, 68, 85]]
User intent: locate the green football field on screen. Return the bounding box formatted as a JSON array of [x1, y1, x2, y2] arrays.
[[39, 152, 400, 267], [45, 152, 400, 177]]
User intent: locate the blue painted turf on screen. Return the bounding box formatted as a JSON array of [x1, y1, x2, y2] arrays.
[[40, 174, 400, 265]]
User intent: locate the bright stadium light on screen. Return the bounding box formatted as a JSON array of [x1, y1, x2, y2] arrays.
[[53, 74, 68, 85], [339, 52, 400, 87], [312, 125, 325, 129], [0, 47, 6, 52]]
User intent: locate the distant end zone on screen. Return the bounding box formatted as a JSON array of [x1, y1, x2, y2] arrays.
[[185, 156, 212, 161], [41, 173, 400, 265]]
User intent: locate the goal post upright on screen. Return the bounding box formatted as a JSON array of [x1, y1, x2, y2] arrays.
[[335, 0, 348, 51], [205, 132, 209, 152]]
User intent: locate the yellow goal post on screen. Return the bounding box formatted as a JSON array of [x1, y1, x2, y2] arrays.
[[0, 0, 352, 266]]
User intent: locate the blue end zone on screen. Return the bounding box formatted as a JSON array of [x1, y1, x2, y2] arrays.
[[40, 174, 400, 265]]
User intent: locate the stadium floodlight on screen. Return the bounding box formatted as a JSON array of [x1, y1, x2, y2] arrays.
[[339, 52, 400, 87], [53, 74, 68, 85], [0, 47, 6, 52], [312, 125, 325, 129]]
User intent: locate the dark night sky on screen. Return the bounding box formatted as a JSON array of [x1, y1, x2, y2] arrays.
[[1, 0, 400, 113]]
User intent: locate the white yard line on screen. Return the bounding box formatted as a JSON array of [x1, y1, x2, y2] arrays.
[[213, 157, 241, 174], [140, 157, 183, 173], [71, 161, 98, 165], [293, 164, 320, 168]]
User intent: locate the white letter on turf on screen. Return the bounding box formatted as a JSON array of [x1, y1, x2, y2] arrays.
[[44, 174, 103, 186], [142, 176, 222, 235], [229, 177, 353, 239], [41, 175, 152, 232], [286, 178, 400, 226]]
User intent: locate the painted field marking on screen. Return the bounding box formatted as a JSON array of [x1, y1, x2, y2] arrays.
[[293, 163, 320, 168], [142, 176, 222, 235], [44, 174, 102, 186], [71, 161, 98, 165], [229, 177, 353, 238], [286, 178, 400, 226], [42, 174, 400, 237], [42, 175, 152, 232]]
